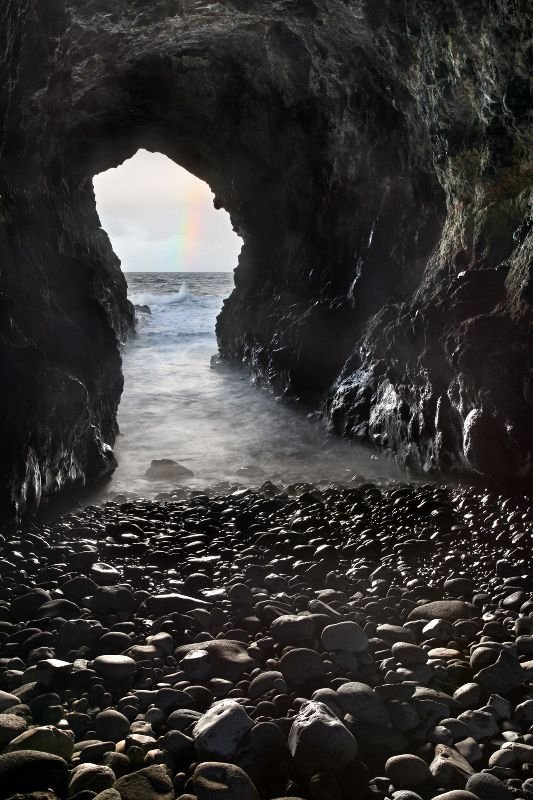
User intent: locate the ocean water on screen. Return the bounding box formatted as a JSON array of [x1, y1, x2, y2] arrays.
[[105, 271, 401, 498]]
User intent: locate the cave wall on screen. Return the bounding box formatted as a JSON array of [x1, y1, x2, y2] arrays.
[[0, 0, 531, 517], [0, 0, 134, 518]]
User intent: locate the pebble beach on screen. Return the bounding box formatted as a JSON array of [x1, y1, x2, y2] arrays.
[[0, 480, 532, 800]]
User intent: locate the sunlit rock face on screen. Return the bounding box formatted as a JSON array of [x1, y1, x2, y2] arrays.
[[0, 0, 531, 516]]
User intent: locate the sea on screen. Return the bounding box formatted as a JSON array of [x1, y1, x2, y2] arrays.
[[104, 271, 401, 498]]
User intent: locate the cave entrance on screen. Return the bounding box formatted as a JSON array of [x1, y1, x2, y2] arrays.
[[93, 149, 241, 274], [93, 149, 242, 496]]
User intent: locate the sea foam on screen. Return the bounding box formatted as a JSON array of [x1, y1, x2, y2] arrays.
[[129, 283, 188, 310]]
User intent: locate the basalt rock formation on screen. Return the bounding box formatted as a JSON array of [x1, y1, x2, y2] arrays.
[[0, 0, 531, 517]]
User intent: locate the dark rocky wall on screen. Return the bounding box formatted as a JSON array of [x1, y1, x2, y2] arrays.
[[0, 0, 134, 518], [0, 0, 531, 517]]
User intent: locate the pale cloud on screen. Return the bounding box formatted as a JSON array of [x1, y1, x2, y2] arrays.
[[93, 149, 242, 272]]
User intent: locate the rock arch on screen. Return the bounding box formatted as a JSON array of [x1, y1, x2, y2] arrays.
[[0, 0, 531, 516]]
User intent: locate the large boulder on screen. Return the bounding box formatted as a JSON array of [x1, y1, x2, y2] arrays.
[[288, 701, 358, 777]]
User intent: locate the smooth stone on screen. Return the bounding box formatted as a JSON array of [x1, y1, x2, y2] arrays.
[[248, 671, 287, 700], [321, 621, 368, 653], [192, 761, 260, 800], [192, 699, 253, 760], [0, 691, 21, 712], [385, 754, 432, 787], [507, 742, 533, 763], [470, 645, 505, 672], [288, 701, 357, 777], [11, 590, 51, 620], [250, 721, 289, 767], [91, 563, 122, 586], [488, 748, 516, 768], [155, 688, 196, 712], [0, 750, 69, 798], [79, 742, 116, 764], [93, 791, 122, 800], [465, 772, 513, 799], [147, 593, 209, 614], [432, 793, 482, 800], [227, 583, 253, 604], [428, 647, 464, 660], [336, 681, 390, 726], [8, 725, 74, 760], [453, 684, 482, 708], [95, 710, 130, 743], [37, 599, 81, 619], [376, 624, 416, 644], [408, 601, 476, 622], [438, 718, 471, 742], [516, 635, 533, 654], [279, 648, 326, 687], [444, 577, 474, 596], [113, 764, 175, 800], [270, 615, 316, 647], [174, 640, 255, 682], [127, 644, 168, 660], [430, 744, 475, 789], [93, 655, 136, 681], [391, 642, 428, 666], [69, 763, 116, 795]]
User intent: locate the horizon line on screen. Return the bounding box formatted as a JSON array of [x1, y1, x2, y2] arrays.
[[124, 269, 234, 274]]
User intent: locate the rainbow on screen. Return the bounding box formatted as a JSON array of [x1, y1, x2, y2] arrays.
[[175, 184, 204, 270]]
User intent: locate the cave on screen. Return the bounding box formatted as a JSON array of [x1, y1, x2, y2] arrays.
[[1, 0, 531, 518]]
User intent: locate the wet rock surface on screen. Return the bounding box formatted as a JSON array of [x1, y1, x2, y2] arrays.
[[1, 0, 532, 518], [0, 480, 533, 799]]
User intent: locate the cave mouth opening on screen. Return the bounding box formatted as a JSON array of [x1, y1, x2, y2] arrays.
[[92, 148, 243, 497], [93, 148, 242, 277]]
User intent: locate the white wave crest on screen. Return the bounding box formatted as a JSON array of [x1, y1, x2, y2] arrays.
[[129, 283, 189, 309]]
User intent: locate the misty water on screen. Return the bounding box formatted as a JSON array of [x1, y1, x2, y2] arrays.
[[105, 272, 403, 498]]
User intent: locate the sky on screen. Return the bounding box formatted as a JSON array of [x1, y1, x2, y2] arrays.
[[93, 149, 242, 272]]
